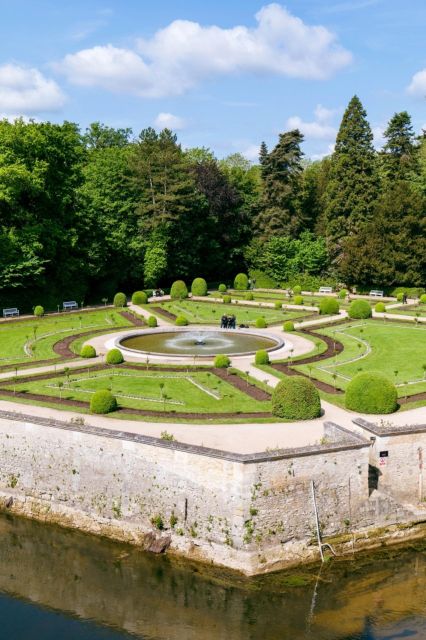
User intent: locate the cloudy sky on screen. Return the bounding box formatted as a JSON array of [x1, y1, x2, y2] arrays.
[[0, 0, 425, 159]]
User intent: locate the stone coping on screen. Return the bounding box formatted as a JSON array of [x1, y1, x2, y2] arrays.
[[0, 409, 369, 464], [353, 417, 426, 437]]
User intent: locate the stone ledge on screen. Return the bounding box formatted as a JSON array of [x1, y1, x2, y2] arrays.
[[353, 416, 426, 437]]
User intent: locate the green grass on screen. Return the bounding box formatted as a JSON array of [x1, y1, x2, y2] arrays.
[[0, 309, 133, 368], [209, 290, 352, 310], [388, 304, 426, 317], [3, 367, 271, 415]]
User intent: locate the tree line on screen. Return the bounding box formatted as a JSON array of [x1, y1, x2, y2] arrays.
[[0, 95, 424, 310]]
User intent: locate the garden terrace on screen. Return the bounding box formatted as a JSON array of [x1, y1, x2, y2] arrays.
[[388, 304, 426, 318]]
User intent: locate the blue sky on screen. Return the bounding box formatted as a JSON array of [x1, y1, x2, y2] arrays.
[[0, 0, 425, 160]]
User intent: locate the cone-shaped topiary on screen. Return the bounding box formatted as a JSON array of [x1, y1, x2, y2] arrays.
[[272, 376, 321, 419], [293, 295, 303, 306], [348, 299, 372, 319], [170, 280, 188, 300], [283, 321, 295, 332], [90, 389, 117, 414], [375, 302, 386, 312], [338, 289, 347, 299], [218, 284, 227, 293], [106, 348, 124, 365], [255, 350, 270, 365], [80, 344, 96, 358], [319, 297, 340, 315], [345, 372, 397, 414], [175, 315, 189, 326], [214, 354, 231, 368], [293, 285, 302, 295], [131, 291, 148, 305], [147, 315, 158, 328], [191, 278, 208, 296], [234, 273, 249, 290], [34, 305, 44, 317], [255, 317, 267, 328], [113, 292, 127, 307]]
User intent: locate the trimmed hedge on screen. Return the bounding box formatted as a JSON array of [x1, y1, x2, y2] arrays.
[[214, 354, 231, 368], [338, 289, 347, 299], [234, 273, 249, 290], [191, 277, 208, 296], [396, 292, 404, 302], [345, 372, 397, 414], [272, 376, 321, 420], [255, 317, 267, 328], [274, 301, 282, 310], [131, 291, 148, 305], [283, 321, 295, 332], [245, 292, 254, 301], [90, 390, 117, 414], [293, 295, 303, 306], [348, 299, 372, 319], [106, 348, 124, 365], [255, 349, 270, 365], [223, 295, 232, 304], [34, 305, 44, 317], [175, 315, 189, 326], [80, 344, 96, 358], [218, 284, 227, 293], [147, 315, 158, 328], [113, 292, 127, 308], [420, 294, 426, 304], [319, 297, 340, 315], [292, 285, 302, 295], [375, 302, 386, 313], [170, 280, 188, 300]]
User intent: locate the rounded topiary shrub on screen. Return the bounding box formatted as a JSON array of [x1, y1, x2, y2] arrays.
[[90, 389, 117, 414], [255, 317, 267, 328], [345, 372, 397, 414], [420, 294, 426, 304], [348, 299, 372, 319], [319, 297, 340, 315], [191, 277, 208, 297], [245, 292, 254, 301], [113, 292, 127, 308], [80, 344, 96, 358], [223, 295, 232, 304], [283, 321, 295, 332], [293, 285, 302, 295], [170, 280, 188, 300], [375, 302, 386, 312], [34, 305, 44, 317], [131, 291, 148, 305], [338, 289, 347, 299], [147, 315, 158, 328], [396, 292, 404, 302], [274, 301, 282, 310], [218, 284, 227, 293], [106, 348, 124, 365], [255, 349, 270, 365], [293, 295, 303, 306], [214, 354, 231, 368], [234, 273, 249, 290], [272, 376, 321, 420], [175, 315, 189, 326]]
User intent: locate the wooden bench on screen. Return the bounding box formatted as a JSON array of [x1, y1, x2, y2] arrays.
[[369, 290, 384, 297], [2, 307, 19, 318], [319, 286, 333, 294], [63, 301, 78, 311]]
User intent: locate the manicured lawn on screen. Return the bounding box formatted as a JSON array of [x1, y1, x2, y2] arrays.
[[0, 309, 132, 368], [3, 367, 271, 415], [210, 290, 351, 309], [389, 304, 426, 317]]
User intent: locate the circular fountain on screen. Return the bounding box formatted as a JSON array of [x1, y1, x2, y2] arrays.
[[116, 328, 283, 359]]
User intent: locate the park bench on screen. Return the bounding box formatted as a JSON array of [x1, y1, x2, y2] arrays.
[[2, 307, 19, 318], [369, 290, 384, 297], [63, 301, 78, 311], [319, 286, 333, 294]]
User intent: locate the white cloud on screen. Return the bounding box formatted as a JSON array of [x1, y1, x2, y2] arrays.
[[407, 69, 426, 97], [241, 144, 260, 161], [311, 143, 335, 160], [372, 125, 385, 149], [55, 4, 352, 98], [154, 112, 185, 130], [0, 64, 66, 114], [286, 104, 338, 140]]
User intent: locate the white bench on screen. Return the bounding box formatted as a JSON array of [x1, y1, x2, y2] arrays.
[[319, 286, 333, 294], [63, 301, 78, 311], [369, 290, 384, 297], [2, 307, 19, 318]]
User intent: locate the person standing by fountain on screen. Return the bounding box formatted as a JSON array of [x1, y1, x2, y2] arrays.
[[230, 314, 236, 329], [220, 314, 227, 329]]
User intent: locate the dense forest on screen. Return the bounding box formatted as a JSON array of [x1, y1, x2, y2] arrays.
[[0, 95, 425, 309]]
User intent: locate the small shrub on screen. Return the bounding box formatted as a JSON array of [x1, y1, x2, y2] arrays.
[[255, 317, 267, 328], [293, 285, 302, 295], [106, 348, 124, 365], [255, 350, 270, 365], [218, 283, 227, 293], [348, 299, 372, 319], [175, 315, 189, 326], [191, 277, 208, 296], [283, 321, 295, 332], [170, 280, 188, 300], [113, 292, 127, 307], [272, 376, 321, 419], [338, 289, 347, 299], [90, 389, 117, 414], [396, 292, 404, 302], [80, 344, 96, 358], [131, 291, 148, 305], [34, 305, 44, 317], [345, 372, 397, 414], [151, 515, 164, 530], [274, 301, 282, 310], [245, 292, 254, 301], [161, 430, 175, 441], [223, 295, 232, 304], [234, 273, 249, 290], [375, 302, 386, 312], [293, 295, 303, 306], [147, 315, 158, 328], [214, 354, 231, 368], [420, 294, 426, 304], [319, 297, 340, 315]]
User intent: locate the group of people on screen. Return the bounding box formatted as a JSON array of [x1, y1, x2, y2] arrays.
[[220, 314, 236, 329]]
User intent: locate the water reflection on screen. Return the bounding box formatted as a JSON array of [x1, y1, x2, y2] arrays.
[[1, 513, 426, 639]]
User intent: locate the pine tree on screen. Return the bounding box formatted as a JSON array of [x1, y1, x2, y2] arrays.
[[381, 111, 418, 180]]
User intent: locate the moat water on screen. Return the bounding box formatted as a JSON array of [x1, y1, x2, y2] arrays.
[[1, 513, 426, 639]]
